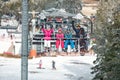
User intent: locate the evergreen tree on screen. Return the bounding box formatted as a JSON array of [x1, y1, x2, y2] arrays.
[[91, 0, 120, 80]]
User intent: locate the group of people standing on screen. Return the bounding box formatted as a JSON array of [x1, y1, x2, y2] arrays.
[[38, 20, 87, 56]]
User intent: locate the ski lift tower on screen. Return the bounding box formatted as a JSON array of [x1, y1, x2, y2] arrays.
[[19, 10, 39, 58], [29, 10, 39, 58], [21, 0, 29, 80]]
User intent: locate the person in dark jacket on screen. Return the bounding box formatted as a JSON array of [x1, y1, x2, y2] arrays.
[[52, 60, 56, 70], [72, 21, 86, 54]]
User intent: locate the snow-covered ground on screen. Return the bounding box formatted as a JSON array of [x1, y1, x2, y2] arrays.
[[0, 55, 96, 80]]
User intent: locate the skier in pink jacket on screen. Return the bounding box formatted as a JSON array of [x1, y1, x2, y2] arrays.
[[41, 24, 53, 53], [56, 28, 64, 53]]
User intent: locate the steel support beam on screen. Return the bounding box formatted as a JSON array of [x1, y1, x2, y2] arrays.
[[21, 0, 29, 80]]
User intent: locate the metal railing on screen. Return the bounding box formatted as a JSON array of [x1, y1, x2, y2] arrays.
[[31, 35, 87, 53]]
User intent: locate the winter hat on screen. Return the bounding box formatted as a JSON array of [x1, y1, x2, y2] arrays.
[[76, 24, 81, 27], [58, 28, 62, 33]]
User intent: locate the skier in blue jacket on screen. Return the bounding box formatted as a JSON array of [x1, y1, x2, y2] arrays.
[[64, 28, 75, 52]]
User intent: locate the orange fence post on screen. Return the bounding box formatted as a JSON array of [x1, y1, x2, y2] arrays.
[[29, 49, 37, 58]]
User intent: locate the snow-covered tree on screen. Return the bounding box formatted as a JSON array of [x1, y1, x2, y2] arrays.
[[91, 0, 120, 80]]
